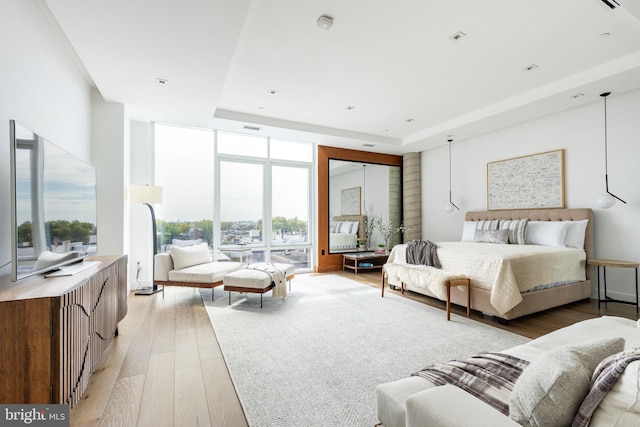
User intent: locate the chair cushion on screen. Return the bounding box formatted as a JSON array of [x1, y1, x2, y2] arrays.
[[224, 269, 274, 289], [168, 261, 241, 283], [170, 242, 212, 270]]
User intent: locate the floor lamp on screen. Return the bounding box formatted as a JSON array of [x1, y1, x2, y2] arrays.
[[131, 184, 164, 295]]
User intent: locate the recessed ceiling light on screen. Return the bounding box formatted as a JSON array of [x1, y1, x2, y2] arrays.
[[317, 15, 334, 30], [346, 106, 356, 110], [268, 89, 279, 95], [258, 106, 264, 110], [362, 143, 375, 147], [571, 93, 585, 99], [156, 78, 168, 85], [599, 32, 611, 38], [449, 31, 467, 41], [243, 125, 261, 131], [524, 64, 539, 71], [405, 118, 415, 123]]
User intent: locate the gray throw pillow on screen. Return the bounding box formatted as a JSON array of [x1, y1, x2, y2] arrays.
[[509, 337, 625, 427]]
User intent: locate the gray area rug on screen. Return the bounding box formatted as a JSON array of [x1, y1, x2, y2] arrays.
[[202, 273, 529, 427]]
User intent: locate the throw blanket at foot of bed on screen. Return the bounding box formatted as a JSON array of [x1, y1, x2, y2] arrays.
[[412, 352, 529, 416], [383, 263, 467, 301]]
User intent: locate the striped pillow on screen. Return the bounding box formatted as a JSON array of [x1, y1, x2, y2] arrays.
[[500, 219, 529, 245], [475, 220, 501, 231]]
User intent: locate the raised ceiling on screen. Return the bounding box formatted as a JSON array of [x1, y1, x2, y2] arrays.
[[43, 0, 640, 154]]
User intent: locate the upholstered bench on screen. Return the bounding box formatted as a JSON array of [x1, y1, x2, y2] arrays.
[[154, 243, 242, 300], [223, 263, 295, 308]]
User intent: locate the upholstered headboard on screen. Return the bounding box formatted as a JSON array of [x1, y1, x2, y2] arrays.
[[331, 215, 367, 238], [465, 208, 594, 282]]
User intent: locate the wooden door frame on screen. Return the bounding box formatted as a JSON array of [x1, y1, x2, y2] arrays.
[[317, 145, 403, 272]]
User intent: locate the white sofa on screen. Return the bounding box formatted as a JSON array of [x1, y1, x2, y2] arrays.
[[376, 316, 640, 426], [154, 242, 242, 298]]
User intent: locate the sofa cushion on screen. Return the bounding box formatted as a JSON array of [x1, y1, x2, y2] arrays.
[[509, 337, 625, 427], [168, 261, 241, 283], [170, 242, 212, 270]]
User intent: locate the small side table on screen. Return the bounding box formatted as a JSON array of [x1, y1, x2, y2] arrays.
[[588, 259, 639, 312]]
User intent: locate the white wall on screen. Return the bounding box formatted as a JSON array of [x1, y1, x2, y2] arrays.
[[421, 88, 640, 301], [0, 0, 92, 278], [129, 121, 155, 289], [91, 90, 128, 260]]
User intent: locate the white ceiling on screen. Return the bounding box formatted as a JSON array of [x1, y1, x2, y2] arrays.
[[43, 0, 640, 154]]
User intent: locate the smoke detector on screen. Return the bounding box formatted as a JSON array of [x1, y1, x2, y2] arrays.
[[317, 15, 334, 30]]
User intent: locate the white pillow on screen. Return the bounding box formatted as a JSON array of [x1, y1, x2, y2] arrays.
[[525, 221, 570, 247], [589, 359, 640, 426], [349, 221, 360, 234], [339, 221, 353, 233], [461, 221, 477, 241], [170, 242, 212, 270], [564, 220, 589, 249]]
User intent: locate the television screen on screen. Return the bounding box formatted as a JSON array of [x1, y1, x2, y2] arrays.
[[10, 120, 97, 281]]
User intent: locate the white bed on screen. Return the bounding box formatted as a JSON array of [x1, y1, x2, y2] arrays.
[[329, 215, 366, 252], [383, 208, 594, 321]]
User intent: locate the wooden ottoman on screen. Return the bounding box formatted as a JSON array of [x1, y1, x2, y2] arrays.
[[223, 263, 295, 308]]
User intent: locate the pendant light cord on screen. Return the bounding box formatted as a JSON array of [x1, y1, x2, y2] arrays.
[[448, 139, 459, 210], [600, 92, 626, 204]]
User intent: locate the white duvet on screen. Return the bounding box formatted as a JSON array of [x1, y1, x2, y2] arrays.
[[387, 242, 586, 315]]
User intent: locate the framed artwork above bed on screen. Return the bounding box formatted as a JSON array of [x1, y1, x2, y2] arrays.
[[487, 149, 565, 210], [341, 186, 361, 215]]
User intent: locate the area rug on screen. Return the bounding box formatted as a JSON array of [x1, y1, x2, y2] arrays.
[[202, 273, 529, 427]]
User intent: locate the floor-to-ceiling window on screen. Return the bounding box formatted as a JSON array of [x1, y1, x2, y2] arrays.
[[154, 124, 215, 253], [215, 131, 313, 270], [154, 124, 314, 271]]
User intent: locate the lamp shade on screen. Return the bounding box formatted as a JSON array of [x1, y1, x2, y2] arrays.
[[130, 184, 163, 204], [596, 193, 616, 209]]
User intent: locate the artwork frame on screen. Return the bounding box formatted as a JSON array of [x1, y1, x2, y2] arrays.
[[487, 149, 565, 210], [341, 186, 361, 215]]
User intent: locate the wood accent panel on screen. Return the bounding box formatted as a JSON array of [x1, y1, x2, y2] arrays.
[[0, 255, 128, 408], [317, 145, 403, 272]]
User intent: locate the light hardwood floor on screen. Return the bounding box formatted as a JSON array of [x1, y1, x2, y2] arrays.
[[71, 271, 638, 426]]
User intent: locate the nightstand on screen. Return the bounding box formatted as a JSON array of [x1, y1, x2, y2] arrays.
[[587, 259, 639, 312]]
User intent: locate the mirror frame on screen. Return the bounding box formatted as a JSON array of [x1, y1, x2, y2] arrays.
[[317, 145, 402, 272]]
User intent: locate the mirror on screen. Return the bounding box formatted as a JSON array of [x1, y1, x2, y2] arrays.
[[328, 159, 401, 254]]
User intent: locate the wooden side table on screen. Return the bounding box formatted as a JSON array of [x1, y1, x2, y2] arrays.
[[587, 259, 639, 312]]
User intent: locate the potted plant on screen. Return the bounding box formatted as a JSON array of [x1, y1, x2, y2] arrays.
[[374, 217, 409, 251]]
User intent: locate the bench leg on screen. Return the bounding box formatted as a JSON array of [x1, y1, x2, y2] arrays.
[[228, 291, 231, 305]]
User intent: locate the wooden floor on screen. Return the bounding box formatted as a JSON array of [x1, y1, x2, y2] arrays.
[[70, 271, 639, 426]]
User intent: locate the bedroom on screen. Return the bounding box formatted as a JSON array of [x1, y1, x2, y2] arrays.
[[2, 0, 640, 425]]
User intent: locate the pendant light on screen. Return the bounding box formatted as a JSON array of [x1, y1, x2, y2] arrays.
[[444, 138, 460, 213], [595, 92, 626, 209]]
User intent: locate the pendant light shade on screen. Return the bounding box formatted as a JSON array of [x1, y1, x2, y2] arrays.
[[596, 92, 626, 209], [445, 138, 460, 213]]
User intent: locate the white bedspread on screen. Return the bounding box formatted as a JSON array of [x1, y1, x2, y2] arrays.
[[330, 232, 357, 249], [387, 242, 586, 315]]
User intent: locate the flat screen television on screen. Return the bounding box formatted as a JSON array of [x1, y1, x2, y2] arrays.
[[9, 120, 98, 281]]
